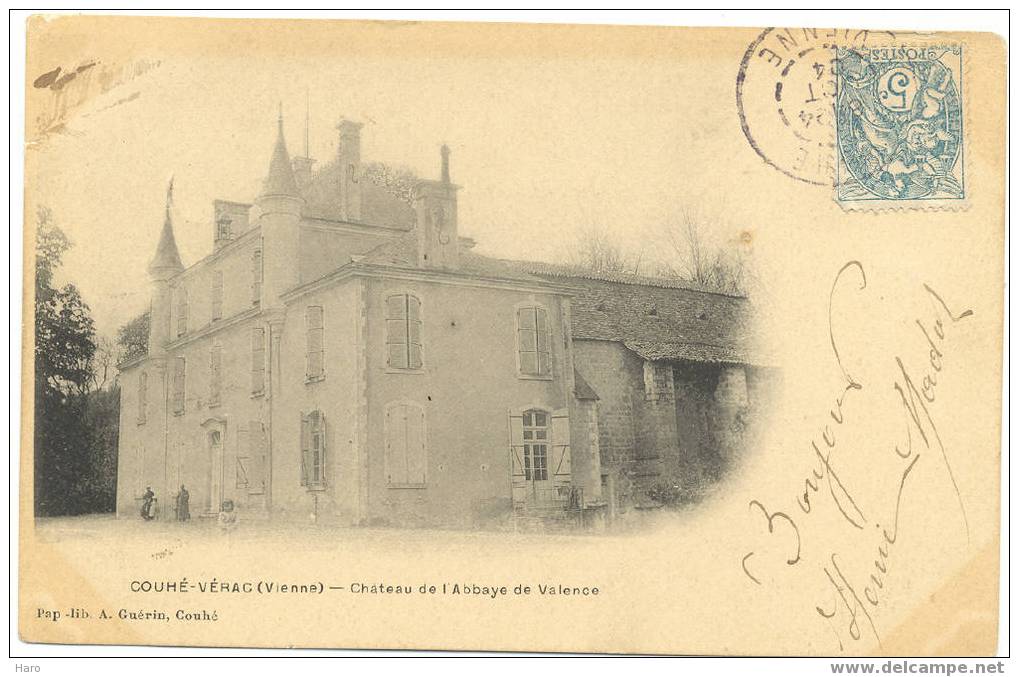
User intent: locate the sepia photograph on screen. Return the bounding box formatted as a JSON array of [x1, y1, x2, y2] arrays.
[[12, 10, 1009, 666]]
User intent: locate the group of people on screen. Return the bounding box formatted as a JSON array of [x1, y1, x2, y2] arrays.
[[138, 485, 238, 532]]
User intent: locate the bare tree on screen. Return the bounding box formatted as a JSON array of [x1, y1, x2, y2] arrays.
[[571, 224, 643, 275], [91, 335, 116, 391], [660, 209, 751, 295]]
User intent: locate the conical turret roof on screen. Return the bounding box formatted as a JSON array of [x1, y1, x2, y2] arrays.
[[260, 113, 300, 199], [148, 181, 184, 275]]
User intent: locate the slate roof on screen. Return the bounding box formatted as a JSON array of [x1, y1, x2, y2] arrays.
[[511, 261, 769, 367], [261, 118, 300, 198], [148, 208, 183, 273]]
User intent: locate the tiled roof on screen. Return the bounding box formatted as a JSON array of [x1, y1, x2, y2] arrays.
[[511, 261, 770, 367], [512, 260, 738, 296], [357, 234, 554, 285]]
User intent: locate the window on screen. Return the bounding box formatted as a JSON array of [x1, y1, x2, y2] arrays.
[[300, 411, 326, 488], [176, 287, 189, 337], [251, 326, 265, 395], [517, 306, 551, 377], [384, 402, 427, 486], [172, 357, 186, 415], [385, 294, 422, 370], [251, 249, 262, 306], [306, 306, 324, 380], [236, 421, 266, 493], [522, 410, 549, 481], [209, 344, 222, 406], [211, 270, 223, 322], [137, 371, 147, 424]]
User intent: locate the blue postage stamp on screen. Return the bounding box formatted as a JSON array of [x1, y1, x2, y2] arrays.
[[835, 45, 964, 205]]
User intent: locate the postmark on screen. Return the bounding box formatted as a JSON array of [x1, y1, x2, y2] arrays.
[[834, 45, 964, 206], [736, 28, 896, 187]]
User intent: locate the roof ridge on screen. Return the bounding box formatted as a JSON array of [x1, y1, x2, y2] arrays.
[[503, 259, 747, 298]]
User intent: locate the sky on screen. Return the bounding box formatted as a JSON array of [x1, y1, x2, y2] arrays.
[[26, 17, 765, 340]]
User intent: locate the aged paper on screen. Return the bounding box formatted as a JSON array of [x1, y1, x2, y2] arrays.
[[19, 16, 1006, 655]]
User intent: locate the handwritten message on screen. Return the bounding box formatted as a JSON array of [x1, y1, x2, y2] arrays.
[[741, 261, 974, 652]]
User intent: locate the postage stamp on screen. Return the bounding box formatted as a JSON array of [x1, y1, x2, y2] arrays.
[[834, 45, 965, 206]]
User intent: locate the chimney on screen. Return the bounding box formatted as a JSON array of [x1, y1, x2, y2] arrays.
[[213, 200, 251, 252], [414, 144, 460, 270], [291, 156, 315, 194], [337, 118, 363, 221]]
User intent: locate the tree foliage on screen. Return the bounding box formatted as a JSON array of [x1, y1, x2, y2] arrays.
[[34, 207, 116, 516], [116, 310, 150, 364]]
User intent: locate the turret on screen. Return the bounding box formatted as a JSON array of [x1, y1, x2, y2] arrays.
[[414, 144, 460, 270], [147, 179, 184, 356], [256, 109, 304, 308]]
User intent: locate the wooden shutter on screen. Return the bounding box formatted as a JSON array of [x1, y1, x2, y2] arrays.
[[517, 308, 537, 374], [306, 306, 324, 379], [235, 425, 250, 488], [249, 420, 265, 494], [172, 358, 186, 414], [177, 287, 188, 337], [313, 413, 326, 485], [536, 308, 551, 376], [210, 345, 222, 404], [385, 404, 407, 485], [508, 410, 527, 502], [251, 327, 265, 394], [406, 406, 426, 485], [407, 296, 423, 369], [386, 295, 408, 369], [300, 412, 310, 486], [251, 249, 262, 305], [551, 408, 571, 483], [211, 270, 223, 321]]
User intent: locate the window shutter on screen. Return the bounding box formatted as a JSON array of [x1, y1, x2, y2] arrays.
[[551, 408, 571, 480], [407, 406, 426, 485], [235, 425, 249, 488], [177, 288, 188, 337], [306, 307, 324, 379], [536, 308, 551, 376], [210, 345, 222, 405], [386, 295, 408, 369], [508, 410, 526, 486], [251, 327, 265, 394], [408, 297, 423, 369], [172, 358, 186, 414], [385, 404, 410, 485], [517, 307, 537, 374], [300, 412, 310, 486], [211, 270, 223, 321], [249, 420, 265, 494], [316, 414, 327, 484], [251, 249, 262, 305]]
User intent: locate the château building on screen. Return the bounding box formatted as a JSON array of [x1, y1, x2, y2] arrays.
[[116, 111, 771, 528]]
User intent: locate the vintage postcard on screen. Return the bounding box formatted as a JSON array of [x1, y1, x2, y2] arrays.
[[18, 16, 1006, 656]]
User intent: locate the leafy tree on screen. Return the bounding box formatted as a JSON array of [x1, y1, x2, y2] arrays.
[[116, 310, 149, 364], [34, 207, 103, 516]]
